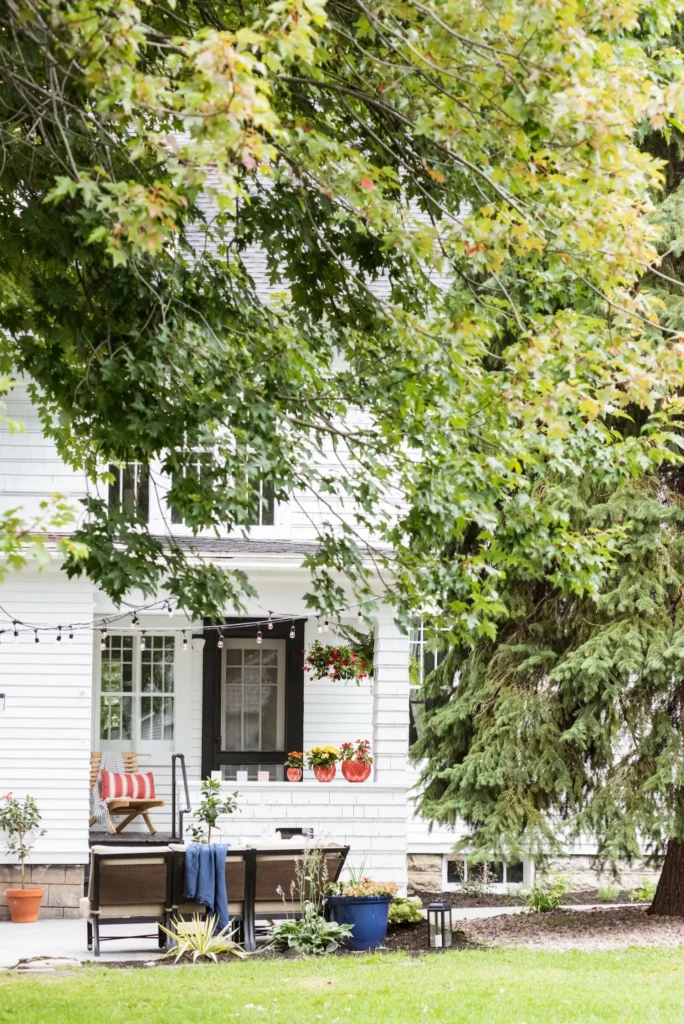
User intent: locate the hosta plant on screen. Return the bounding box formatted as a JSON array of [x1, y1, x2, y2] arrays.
[[269, 902, 352, 955], [523, 876, 571, 914], [159, 915, 246, 963], [629, 879, 657, 903]]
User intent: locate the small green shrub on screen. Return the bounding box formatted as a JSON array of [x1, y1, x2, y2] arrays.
[[523, 875, 571, 913], [269, 903, 352, 955], [388, 897, 423, 926], [629, 878, 657, 903], [597, 884, 620, 902]]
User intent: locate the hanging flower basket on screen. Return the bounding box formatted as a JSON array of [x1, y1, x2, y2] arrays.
[[305, 641, 371, 685]]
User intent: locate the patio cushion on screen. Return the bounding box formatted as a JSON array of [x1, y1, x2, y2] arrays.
[[101, 770, 156, 800]]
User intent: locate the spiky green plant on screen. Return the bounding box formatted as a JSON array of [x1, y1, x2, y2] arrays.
[[159, 915, 246, 963]]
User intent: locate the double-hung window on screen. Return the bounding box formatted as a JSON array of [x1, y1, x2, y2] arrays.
[[99, 634, 175, 743], [444, 857, 525, 890], [169, 455, 275, 527], [108, 462, 150, 520]]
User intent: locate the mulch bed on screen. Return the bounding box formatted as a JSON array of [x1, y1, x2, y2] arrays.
[[411, 887, 643, 909]]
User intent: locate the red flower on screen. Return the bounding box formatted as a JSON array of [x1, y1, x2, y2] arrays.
[[361, 178, 374, 190]]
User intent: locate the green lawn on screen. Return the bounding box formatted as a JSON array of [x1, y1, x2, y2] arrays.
[[2, 948, 684, 1023]]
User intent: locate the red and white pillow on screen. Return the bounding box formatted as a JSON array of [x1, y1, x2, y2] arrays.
[[101, 770, 156, 801]]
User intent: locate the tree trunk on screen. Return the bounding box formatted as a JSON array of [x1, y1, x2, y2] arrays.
[[649, 839, 684, 916]]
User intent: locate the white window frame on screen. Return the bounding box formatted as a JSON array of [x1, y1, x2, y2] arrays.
[[108, 461, 150, 520], [442, 855, 532, 892], [95, 631, 177, 750]]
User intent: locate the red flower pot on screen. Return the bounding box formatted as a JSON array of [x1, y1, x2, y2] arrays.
[[286, 767, 303, 782], [313, 764, 336, 783], [341, 760, 372, 783]]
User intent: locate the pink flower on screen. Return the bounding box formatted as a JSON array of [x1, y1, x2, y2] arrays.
[[0, 792, 12, 801], [361, 178, 374, 190]]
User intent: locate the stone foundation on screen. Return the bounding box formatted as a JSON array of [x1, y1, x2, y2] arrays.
[[407, 854, 444, 893], [539, 855, 660, 891], [0, 865, 85, 920]]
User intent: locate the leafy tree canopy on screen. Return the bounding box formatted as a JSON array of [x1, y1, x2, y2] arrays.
[[1, 0, 684, 626]]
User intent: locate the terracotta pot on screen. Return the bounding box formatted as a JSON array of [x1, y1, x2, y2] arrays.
[[286, 767, 303, 782], [5, 887, 44, 923], [342, 760, 372, 783], [313, 764, 336, 783]]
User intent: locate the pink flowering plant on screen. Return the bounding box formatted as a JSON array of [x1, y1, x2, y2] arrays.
[[340, 739, 373, 766], [326, 876, 399, 899], [304, 642, 371, 684]]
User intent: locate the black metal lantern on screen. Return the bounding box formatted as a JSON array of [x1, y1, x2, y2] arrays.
[[427, 901, 453, 949]]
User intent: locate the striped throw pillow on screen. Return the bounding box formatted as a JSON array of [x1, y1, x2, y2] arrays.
[[101, 770, 156, 801]]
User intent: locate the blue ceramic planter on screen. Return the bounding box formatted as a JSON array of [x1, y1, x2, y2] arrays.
[[326, 895, 392, 951]]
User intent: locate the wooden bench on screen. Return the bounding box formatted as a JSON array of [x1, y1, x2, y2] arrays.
[[89, 751, 165, 835]]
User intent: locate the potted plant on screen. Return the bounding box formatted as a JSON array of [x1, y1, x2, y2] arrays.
[[0, 792, 46, 923], [340, 739, 373, 782], [304, 629, 373, 686], [306, 745, 340, 782], [186, 778, 238, 843], [285, 751, 304, 782], [325, 874, 399, 950]]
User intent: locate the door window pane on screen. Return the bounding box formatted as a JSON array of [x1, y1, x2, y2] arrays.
[[222, 641, 285, 752]]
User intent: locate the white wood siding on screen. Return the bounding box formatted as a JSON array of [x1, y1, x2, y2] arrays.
[[0, 569, 94, 864]]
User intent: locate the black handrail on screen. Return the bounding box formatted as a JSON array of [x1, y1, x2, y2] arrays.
[[171, 753, 191, 841]]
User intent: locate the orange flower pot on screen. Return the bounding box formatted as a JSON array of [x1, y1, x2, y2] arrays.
[[286, 767, 303, 782], [5, 887, 44, 923], [313, 765, 336, 783], [341, 760, 372, 783]]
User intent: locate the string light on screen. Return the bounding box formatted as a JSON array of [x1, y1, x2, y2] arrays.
[[132, 612, 139, 627], [140, 630, 146, 651], [289, 621, 296, 639], [358, 608, 364, 623], [267, 615, 273, 630], [324, 618, 329, 632], [317, 619, 323, 634], [100, 630, 107, 652], [166, 601, 174, 618], [256, 630, 263, 645], [68, 627, 74, 645], [182, 631, 188, 652], [12, 622, 18, 643], [34, 630, 39, 644], [217, 631, 224, 650], [56, 626, 62, 644]]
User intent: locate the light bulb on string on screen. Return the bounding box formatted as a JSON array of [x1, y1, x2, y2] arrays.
[[289, 621, 296, 640], [56, 626, 62, 644], [317, 619, 323, 634], [182, 631, 188, 652], [267, 615, 273, 630], [140, 630, 146, 652], [34, 630, 39, 644], [68, 627, 74, 645], [12, 622, 18, 643], [132, 612, 139, 627], [102, 622, 108, 641], [217, 631, 224, 650], [357, 608, 363, 623], [100, 630, 107, 652], [256, 630, 263, 645], [167, 601, 174, 618], [324, 618, 329, 632]]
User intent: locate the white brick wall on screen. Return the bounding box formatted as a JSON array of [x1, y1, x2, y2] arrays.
[[191, 781, 408, 889]]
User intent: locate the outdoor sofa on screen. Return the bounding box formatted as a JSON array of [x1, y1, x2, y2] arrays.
[[84, 840, 349, 955]]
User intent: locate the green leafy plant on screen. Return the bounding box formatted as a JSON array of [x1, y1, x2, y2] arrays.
[[597, 884, 621, 902], [159, 915, 246, 963], [629, 879, 657, 903], [304, 642, 371, 684], [388, 897, 423, 926], [326, 876, 399, 899], [269, 902, 352, 955], [305, 746, 340, 769], [186, 778, 238, 844], [0, 793, 46, 888], [523, 876, 571, 914], [285, 751, 303, 769], [335, 626, 375, 675]]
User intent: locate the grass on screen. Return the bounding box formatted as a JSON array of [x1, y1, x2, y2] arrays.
[[3, 949, 684, 1023]]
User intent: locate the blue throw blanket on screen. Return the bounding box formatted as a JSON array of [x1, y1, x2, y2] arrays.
[[184, 843, 230, 931]]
